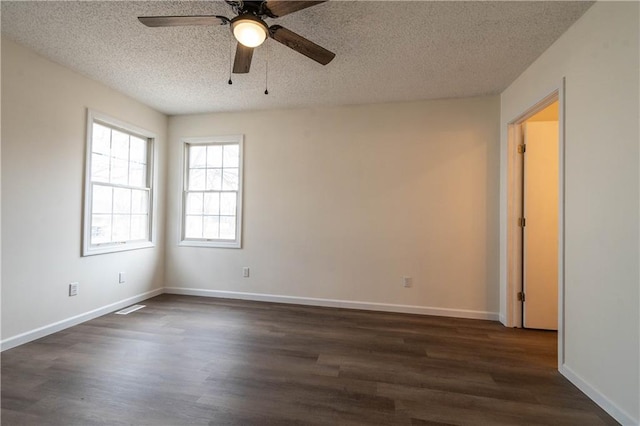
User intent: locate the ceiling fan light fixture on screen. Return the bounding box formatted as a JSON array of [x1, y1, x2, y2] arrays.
[[231, 15, 268, 48]]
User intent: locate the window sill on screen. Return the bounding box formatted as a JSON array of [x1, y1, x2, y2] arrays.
[[179, 239, 242, 249], [82, 241, 155, 256]]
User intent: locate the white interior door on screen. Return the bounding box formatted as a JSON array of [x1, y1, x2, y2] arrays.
[[523, 121, 559, 330]]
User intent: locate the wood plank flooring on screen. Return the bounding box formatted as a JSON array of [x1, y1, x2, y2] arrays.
[[1, 294, 618, 425]]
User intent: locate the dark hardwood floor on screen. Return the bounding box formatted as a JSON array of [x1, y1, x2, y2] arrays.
[[2, 294, 617, 425]]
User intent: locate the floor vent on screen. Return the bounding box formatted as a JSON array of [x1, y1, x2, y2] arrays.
[[115, 304, 145, 315]]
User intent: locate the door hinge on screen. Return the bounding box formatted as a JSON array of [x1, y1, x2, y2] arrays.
[[517, 292, 525, 302], [518, 217, 526, 227], [517, 144, 526, 154]]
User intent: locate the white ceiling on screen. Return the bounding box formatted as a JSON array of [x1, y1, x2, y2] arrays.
[[1, 1, 592, 115]]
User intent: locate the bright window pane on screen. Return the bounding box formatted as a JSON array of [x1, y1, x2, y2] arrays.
[[113, 187, 131, 214], [131, 190, 148, 214], [219, 216, 236, 240], [207, 145, 223, 167], [220, 192, 236, 216], [189, 146, 207, 169], [189, 169, 205, 191], [223, 144, 239, 168], [129, 162, 146, 187], [186, 193, 203, 215], [203, 216, 220, 239], [91, 153, 110, 182], [112, 215, 131, 241], [130, 214, 148, 240], [92, 123, 111, 155], [91, 214, 112, 244], [204, 193, 220, 215], [110, 158, 129, 185], [222, 168, 239, 191], [130, 137, 147, 164], [206, 168, 222, 191], [92, 185, 112, 214], [111, 130, 130, 160], [185, 215, 203, 238]]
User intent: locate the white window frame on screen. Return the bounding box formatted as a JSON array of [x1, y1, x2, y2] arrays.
[[179, 135, 244, 249], [82, 109, 157, 256]]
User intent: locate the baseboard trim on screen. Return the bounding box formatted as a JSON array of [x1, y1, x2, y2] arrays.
[[559, 364, 637, 425], [163, 287, 499, 321], [0, 288, 164, 352]]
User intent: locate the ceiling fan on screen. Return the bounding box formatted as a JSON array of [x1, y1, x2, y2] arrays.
[[138, 0, 335, 74]]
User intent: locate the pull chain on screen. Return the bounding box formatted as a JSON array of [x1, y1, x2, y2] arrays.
[[228, 32, 233, 85], [264, 42, 269, 95]]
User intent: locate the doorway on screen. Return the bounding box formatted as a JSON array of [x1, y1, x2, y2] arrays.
[[506, 85, 565, 357]]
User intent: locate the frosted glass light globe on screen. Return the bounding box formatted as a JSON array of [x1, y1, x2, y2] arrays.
[[232, 19, 267, 48]]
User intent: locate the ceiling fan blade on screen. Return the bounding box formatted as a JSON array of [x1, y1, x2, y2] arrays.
[[264, 1, 327, 18], [138, 15, 228, 27], [269, 25, 335, 65], [233, 43, 254, 74]]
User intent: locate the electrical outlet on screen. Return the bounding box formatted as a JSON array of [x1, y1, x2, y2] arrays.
[[69, 282, 79, 297], [402, 277, 413, 288], [119, 272, 126, 284], [242, 267, 250, 278]]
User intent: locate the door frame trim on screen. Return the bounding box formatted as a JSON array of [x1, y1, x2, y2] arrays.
[[504, 78, 565, 368]]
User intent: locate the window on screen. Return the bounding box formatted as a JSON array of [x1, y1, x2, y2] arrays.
[[181, 136, 243, 248], [83, 110, 156, 256]]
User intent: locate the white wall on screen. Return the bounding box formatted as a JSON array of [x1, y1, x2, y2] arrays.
[[1, 39, 168, 344], [167, 97, 500, 318], [500, 2, 639, 423]]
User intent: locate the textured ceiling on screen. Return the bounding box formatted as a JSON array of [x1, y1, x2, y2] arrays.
[[1, 1, 592, 115]]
